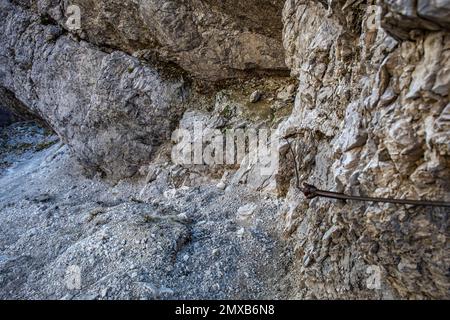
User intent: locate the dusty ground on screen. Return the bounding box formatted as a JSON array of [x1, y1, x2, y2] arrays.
[[0, 122, 293, 299]]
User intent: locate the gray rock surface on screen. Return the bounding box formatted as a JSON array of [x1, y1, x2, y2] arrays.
[[0, 0, 449, 300], [0, 121, 57, 172], [381, 0, 450, 39], [0, 0, 188, 180], [277, 0, 449, 299], [28, 0, 288, 80]]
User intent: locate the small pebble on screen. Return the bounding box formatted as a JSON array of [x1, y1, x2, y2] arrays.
[[249, 90, 262, 103], [177, 212, 188, 221], [216, 181, 226, 190]]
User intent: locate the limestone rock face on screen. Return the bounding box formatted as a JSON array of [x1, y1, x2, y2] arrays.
[[30, 0, 288, 80], [380, 0, 450, 39], [0, 0, 188, 180], [0, 0, 449, 300], [279, 0, 449, 299]]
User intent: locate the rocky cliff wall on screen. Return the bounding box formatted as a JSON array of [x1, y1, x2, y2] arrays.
[[22, 0, 288, 80], [278, 0, 449, 299], [0, 0, 189, 180], [0, 0, 449, 299]]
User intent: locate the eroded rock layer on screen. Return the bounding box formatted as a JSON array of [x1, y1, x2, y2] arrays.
[[0, 0, 449, 299], [24, 0, 288, 80], [279, 0, 449, 299], [0, 0, 188, 180]]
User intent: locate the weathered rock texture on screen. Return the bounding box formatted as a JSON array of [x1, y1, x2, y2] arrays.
[[278, 0, 450, 299], [0, 0, 449, 300], [0, 0, 188, 180], [26, 0, 288, 80]]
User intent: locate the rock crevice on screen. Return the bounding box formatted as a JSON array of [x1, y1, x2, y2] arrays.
[[0, 0, 449, 299]]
